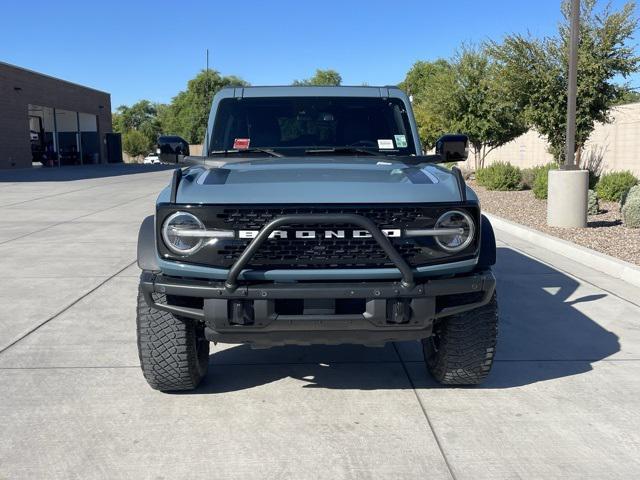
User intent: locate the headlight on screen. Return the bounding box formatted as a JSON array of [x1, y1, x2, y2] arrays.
[[162, 211, 206, 255], [434, 210, 475, 252]]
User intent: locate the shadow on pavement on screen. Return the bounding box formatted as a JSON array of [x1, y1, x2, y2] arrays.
[[178, 246, 620, 394], [0, 164, 174, 182]]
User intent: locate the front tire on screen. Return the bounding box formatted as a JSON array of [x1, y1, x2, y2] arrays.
[[136, 290, 209, 391], [423, 292, 498, 385]]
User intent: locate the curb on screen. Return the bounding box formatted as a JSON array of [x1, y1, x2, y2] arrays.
[[484, 212, 640, 289]]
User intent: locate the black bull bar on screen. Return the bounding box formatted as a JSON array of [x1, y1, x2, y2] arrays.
[[223, 214, 415, 291]]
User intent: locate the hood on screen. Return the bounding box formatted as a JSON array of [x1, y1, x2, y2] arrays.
[[159, 157, 475, 204]]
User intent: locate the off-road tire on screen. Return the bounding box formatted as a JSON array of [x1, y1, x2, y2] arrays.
[[423, 292, 498, 385], [136, 290, 209, 391]]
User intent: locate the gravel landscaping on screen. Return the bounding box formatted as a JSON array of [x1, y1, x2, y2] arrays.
[[469, 180, 640, 266]]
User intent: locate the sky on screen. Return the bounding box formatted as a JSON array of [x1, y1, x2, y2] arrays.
[[1, 0, 638, 109]]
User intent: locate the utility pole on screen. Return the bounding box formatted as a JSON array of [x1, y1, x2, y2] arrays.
[[564, 0, 580, 170], [547, 0, 589, 228], [204, 48, 211, 160], [206, 49, 212, 110]]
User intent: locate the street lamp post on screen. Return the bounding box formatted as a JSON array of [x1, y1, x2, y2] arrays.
[[547, 0, 589, 228], [564, 0, 580, 170]]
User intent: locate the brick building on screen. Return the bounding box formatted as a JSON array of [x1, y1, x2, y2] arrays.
[[0, 62, 114, 169]]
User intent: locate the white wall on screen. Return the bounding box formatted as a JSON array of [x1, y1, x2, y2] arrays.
[[461, 102, 640, 175]]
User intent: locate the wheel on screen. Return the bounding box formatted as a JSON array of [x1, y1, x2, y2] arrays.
[[423, 292, 498, 385], [136, 289, 209, 391]]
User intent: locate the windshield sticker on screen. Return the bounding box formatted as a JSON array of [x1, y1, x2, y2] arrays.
[[233, 138, 250, 150], [394, 134, 407, 148], [377, 139, 394, 150]]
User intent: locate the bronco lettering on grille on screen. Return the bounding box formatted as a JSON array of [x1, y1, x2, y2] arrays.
[[237, 229, 402, 240]]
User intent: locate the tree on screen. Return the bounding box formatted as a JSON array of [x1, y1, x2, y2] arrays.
[[400, 59, 451, 100], [164, 70, 248, 144], [449, 48, 527, 169], [400, 51, 526, 169], [155, 103, 172, 135], [112, 111, 125, 135], [615, 89, 640, 105], [293, 69, 342, 86], [122, 130, 150, 161], [399, 60, 456, 147], [489, 0, 640, 164], [113, 100, 163, 148]]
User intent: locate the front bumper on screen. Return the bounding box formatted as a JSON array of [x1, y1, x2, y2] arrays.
[[139, 270, 496, 347]]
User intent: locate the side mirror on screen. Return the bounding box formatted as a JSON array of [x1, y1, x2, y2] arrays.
[[435, 134, 468, 162], [158, 136, 190, 164]]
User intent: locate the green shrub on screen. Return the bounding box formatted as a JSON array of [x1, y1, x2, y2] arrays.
[[532, 163, 558, 200], [520, 168, 536, 190], [521, 165, 550, 191], [587, 189, 599, 215], [476, 162, 522, 191], [595, 171, 638, 202], [621, 184, 640, 207], [122, 130, 151, 160], [621, 185, 640, 228]]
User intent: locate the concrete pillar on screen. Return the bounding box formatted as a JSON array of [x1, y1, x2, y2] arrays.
[[547, 169, 589, 228]]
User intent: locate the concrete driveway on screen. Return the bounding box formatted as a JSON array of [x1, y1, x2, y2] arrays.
[[1, 165, 639, 479]]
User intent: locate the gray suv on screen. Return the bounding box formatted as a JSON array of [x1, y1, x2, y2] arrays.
[[136, 86, 498, 391]]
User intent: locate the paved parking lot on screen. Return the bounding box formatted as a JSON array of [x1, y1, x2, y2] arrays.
[[1, 165, 639, 479]]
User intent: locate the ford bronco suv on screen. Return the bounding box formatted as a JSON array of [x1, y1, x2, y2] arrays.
[[136, 86, 498, 391]]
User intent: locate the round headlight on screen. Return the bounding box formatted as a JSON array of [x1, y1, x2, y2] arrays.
[[434, 210, 475, 252], [162, 211, 205, 255]]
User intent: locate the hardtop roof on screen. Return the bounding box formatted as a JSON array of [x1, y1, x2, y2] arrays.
[[216, 85, 406, 98]]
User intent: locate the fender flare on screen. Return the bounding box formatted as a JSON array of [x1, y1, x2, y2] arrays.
[[477, 214, 497, 269], [137, 215, 160, 272]]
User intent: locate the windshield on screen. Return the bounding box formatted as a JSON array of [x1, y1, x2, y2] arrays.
[[209, 96, 416, 155]]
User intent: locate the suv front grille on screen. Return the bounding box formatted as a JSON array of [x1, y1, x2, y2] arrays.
[[157, 203, 479, 269], [217, 206, 426, 230], [218, 238, 424, 268]]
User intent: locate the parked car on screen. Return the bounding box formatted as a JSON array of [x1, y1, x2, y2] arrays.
[[143, 153, 161, 164], [136, 86, 498, 391]]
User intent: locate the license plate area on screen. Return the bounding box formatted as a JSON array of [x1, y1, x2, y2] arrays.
[[203, 297, 435, 331]]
